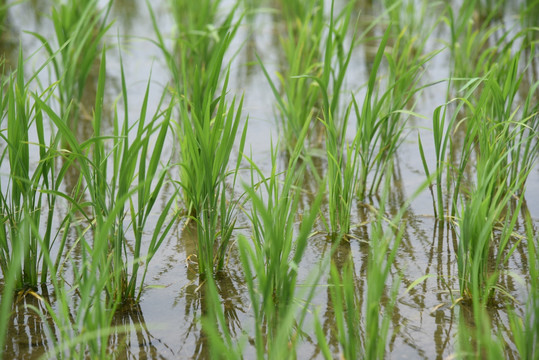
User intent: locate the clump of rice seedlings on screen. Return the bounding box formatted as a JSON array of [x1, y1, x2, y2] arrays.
[[35, 48, 175, 304], [259, 0, 324, 148], [0, 48, 68, 289], [105, 49, 176, 303], [260, 0, 355, 150], [236, 127, 323, 356], [321, 101, 359, 236], [150, 2, 246, 277], [445, 0, 512, 82], [354, 24, 434, 199], [490, 50, 539, 193], [168, 0, 239, 111], [30, 0, 112, 131], [178, 78, 247, 276], [455, 102, 527, 303], [29, 199, 122, 359], [418, 76, 484, 220]]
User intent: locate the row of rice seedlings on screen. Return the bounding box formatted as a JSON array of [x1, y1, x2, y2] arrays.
[[30, 0, 112, 132], [150, 2, 246, 277]]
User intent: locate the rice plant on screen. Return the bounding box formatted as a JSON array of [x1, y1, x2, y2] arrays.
[[354, 24, 435, 199], [1, 0, 538, 357], [0, 48, 67, 289], [167, 0, 240, 115], [150, 1, 246, 277], [274, 0, 325, 147], [33, 48, 176, 304], [178, 80, 247, 276], [455, 110, 527, 303]]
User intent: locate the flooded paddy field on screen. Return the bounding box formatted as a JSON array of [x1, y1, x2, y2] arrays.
[[0, 0, 538, 359]]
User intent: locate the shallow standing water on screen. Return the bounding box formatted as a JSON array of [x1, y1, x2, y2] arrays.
[[1, 0, 538, 359]]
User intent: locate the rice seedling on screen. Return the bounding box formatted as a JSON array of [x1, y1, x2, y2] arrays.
[[321, 105, 359, 236], [29, 0, 112, 131]]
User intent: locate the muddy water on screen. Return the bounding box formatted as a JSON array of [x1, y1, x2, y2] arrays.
[[1, 0, 538, 359]]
